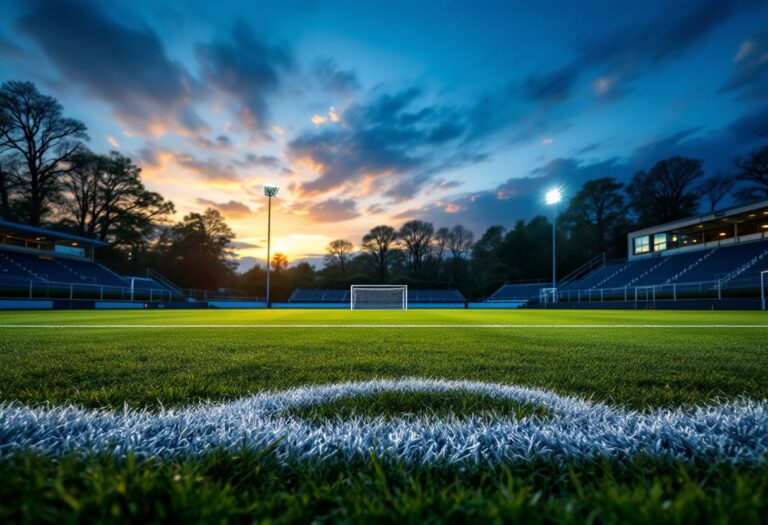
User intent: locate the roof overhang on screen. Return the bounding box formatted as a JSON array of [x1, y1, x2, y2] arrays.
[[0, 220, 109, 247]]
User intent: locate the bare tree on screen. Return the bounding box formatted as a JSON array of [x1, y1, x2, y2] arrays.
[[0, 81, 88, 225], [434, 227, 450, 261], [734, 145, 768, 203], [398, 220, 434, 273], [447, 224, 474, 262], [60, 151, 174, 245], [626, 157, 705, 227], [699, 173, 736, 211], [361, 225, 398, 283], [324, 239, 354, 275]]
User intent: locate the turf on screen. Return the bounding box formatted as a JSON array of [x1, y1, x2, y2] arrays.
[[1, 309, 767, 523], [0, 310, 765, 409], [284, 389, 551, 422]]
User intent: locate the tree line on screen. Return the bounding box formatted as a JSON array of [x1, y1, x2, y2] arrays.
[[2, 80, 767, 299]]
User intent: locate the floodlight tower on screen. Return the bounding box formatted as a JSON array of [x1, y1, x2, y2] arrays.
[[545, 188, 562, 293], [263, 184, 280, 307]]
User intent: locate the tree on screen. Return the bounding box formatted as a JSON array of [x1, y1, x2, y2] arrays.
[[271, 252, 288, 273], [434, 227, 451, 261], [59, 151, 174, 246], [0, 81, 88, 225], [447, 224, 474, 262], [158, 208, 236, 289], [398, 220, 434, 273], [734, 145, 768, 203], [626, 157, 705, 227], [324, 239, 354, 276], [699, 173, 736, 211], [361, 225, 399, 283], [561, 177, 627, 256]]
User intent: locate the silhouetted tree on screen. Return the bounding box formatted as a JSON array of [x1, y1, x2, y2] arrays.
[[0, 81, 88, 225], [58, 151, 174, 246], [734, 145, 768, 202], [324, 239, 354, 276], [362, 225, 399, 283], [561, 177, 628, 256], [627, 156, 705, 227], [271, 252, 288, 273], [700, 173, 736, 211], [398, 220, 434, 274]]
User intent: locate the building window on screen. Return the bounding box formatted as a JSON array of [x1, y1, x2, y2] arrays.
[[653, 234, 667, 252], [633, 235, 650, 255]]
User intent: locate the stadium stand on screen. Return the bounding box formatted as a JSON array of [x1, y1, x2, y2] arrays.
[[489, 283, 549, 301], [0, 219, 181, 303], [492, 199, 768, 306], [289, 289, 465, 304]]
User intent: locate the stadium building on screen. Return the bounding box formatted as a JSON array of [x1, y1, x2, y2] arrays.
[[0, 220, 182, 309], [491, 199, 768, 309]]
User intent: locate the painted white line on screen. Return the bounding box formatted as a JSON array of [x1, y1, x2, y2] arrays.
[[2, 379, 766, 466], [0, 324, 766, 329]]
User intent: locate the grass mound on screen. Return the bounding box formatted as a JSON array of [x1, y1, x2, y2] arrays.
[[284, 389, 552, 422]]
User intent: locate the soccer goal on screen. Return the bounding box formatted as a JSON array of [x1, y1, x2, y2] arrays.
[[350, 285, 408, 310]]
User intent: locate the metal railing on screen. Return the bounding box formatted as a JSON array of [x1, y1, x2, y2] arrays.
[[0, 275, 179, 302], [541, 274, 767, 305]]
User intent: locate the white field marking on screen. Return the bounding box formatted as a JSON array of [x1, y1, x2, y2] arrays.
[[0, 323, 766, 329], [1, 378, 767, 466]]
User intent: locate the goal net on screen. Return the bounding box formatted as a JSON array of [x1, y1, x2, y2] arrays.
[[350, 285, 408, 310]]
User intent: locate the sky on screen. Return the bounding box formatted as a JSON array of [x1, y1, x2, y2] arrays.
[[1, 0, 767, 270]]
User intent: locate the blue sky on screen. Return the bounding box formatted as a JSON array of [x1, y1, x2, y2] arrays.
[[1, 0, 767, 267]]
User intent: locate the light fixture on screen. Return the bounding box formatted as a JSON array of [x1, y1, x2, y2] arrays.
[[263, 184, 280, 198], [719, 232, 726, 237], [762, 224, 768, 229], [545, 188, 562, 205]]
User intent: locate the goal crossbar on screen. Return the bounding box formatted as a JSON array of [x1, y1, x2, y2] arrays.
[[350, 285, 408, 310]]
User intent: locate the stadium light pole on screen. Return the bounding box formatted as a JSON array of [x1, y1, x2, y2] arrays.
[[263, 184, 280, 308], [545, 188, 563, 294]]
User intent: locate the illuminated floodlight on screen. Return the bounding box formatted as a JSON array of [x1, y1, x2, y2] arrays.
[[263, 184, 280, 198], [545, 187, 562, 205]]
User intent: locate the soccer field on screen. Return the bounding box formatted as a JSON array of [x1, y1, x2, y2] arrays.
[[1, 309, 767, 523]]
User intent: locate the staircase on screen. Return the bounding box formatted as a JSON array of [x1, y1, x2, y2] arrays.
[[665, 250, 715, 284]]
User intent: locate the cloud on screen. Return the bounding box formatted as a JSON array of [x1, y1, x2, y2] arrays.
[[192, 134, 233, 151], [176, 154, 239, 182], [238, 153, 281, 168], [106, 136, 120, 148], [287, 87, 484, 200], [519, 0, 762, 104], [312, 58, 360, 95], [404, 105, 768, 233], [0, 36, 31, 60], [720, 27, 768, 101], [196, 198, 253, 218], [17, 0, 206, 137], [302, 198, 360, 222], [230, 241, 262, 249], [196, 20, 292, 137]]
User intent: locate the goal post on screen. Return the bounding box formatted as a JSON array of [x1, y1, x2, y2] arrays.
[[350, 285, 408, 310]]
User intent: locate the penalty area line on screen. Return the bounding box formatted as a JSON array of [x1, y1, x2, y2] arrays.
[[0, 324, 767, 329]]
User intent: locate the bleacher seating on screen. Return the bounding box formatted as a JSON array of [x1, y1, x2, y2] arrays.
[[0, 251, 127, 287], [547, 239, 768, 293], [489, 283, 548, 301], [289, 289, 465, 303]]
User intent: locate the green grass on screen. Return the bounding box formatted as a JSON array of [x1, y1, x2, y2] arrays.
[[284, 389, 551, 422], [1, 309, 767, 523], [0, 310, 766, 410]]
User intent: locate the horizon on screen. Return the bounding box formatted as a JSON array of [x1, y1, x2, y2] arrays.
[[2, 0, 767, 270]]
